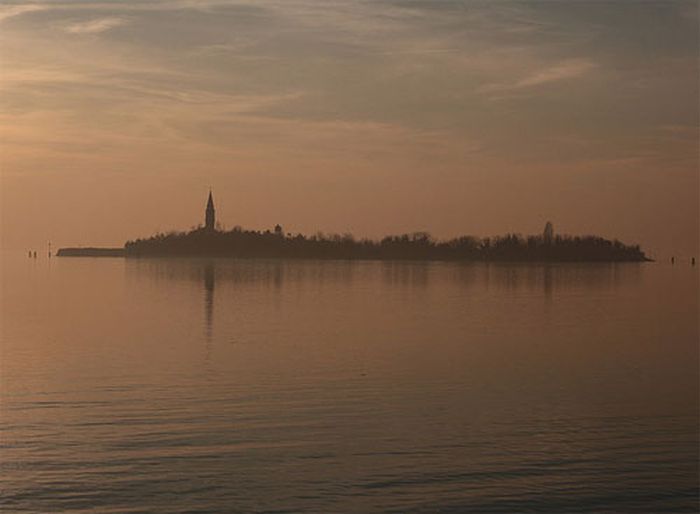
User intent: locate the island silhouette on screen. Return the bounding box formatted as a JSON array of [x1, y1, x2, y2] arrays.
[[58, 192, 650, 262]]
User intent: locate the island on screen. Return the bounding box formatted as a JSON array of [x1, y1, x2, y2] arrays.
[[57, 192, 650, 262]]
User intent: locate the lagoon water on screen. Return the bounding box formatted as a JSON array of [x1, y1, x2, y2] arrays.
[[1, 255, 698, 512]]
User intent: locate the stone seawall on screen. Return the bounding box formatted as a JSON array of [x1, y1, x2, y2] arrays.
[[57, 248, 125, 257]]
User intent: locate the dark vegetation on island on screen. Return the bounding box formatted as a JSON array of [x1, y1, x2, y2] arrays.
[[122, 222, 649, 262]]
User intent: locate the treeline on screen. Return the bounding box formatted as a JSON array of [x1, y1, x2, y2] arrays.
[[124, 226, 649, 262]]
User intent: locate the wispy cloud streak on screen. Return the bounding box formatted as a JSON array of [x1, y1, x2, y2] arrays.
[[0, 4, 47, 22], [481, 58, 596, 93], [64, 16, 128, 34]]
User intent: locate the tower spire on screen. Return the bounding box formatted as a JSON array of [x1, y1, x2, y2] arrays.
[[205, 190, 216, 231]]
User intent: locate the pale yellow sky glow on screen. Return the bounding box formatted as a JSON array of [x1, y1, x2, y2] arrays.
[[1, 0, 697, 257]]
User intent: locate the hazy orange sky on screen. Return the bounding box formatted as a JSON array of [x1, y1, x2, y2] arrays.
[[1, 0, 697, 258]]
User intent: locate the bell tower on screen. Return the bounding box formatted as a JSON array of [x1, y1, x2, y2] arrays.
[[205, 190, 216, 231]]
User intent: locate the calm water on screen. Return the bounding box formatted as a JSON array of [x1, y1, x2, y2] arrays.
[[1, 255, 698, 513]]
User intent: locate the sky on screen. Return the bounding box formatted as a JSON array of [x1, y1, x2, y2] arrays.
[[1, 0, 698, 258]]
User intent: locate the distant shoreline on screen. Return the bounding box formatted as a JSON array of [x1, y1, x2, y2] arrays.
[[57, 227, 651, 262], [56, 252, 653, 263]]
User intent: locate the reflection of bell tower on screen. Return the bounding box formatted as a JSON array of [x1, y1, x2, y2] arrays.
[[205, 190, 216, 232], [203, 262, 215, 344]]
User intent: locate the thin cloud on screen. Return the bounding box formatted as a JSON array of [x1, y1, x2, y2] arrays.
[[64, 17, 128, 34], [0, 4, 47, 22], [517, 59, 596, 87], [481, 59, 597, 93]]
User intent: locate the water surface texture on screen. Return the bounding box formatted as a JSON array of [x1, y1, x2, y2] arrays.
[[1, 257, 698, 512]]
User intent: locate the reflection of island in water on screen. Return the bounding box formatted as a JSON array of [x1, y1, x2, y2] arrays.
[[128, 258, 641, 290], [127, 258, 644, 346], [60, 193, 650, 262]]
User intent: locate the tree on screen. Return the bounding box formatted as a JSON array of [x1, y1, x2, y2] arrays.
[[543, 221, 554, 245]]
